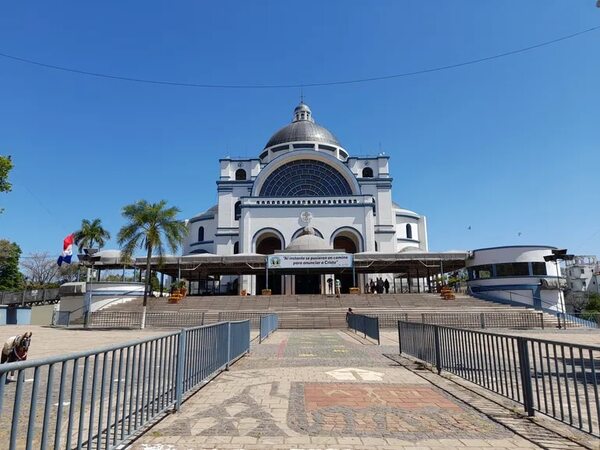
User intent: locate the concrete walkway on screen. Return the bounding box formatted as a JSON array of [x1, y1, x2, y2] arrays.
[[131, 330, 586, 450]]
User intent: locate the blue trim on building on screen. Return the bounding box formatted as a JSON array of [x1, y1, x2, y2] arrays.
[[347, 155, 390, 160], [357, 178, 394, 183], [397, 238, 420, 243], [190, 240, 214, 247], [472, 245, 556, 252], [395, 213, 421, 220], [189, 215, 215, 224], [243, 202, 371, 209], [216, 180, 254, 185], [219, 158, 260, 163], [469, 284, 544, 310]]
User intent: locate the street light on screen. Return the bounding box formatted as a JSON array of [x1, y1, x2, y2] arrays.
[[543, 249, 574, 314]]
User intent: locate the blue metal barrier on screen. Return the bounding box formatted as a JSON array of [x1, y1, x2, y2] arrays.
[[259, 314, 279, 343], [229, 320, 251, 364], [347, 314, 380, 344], [398, 320, 600, 437], [0, 320, 251, 450]]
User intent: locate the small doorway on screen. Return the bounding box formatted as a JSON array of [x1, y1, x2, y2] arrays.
[[256, 274, 282, 295], [338, 273, 354, 294], [295, 274, 321, 294]]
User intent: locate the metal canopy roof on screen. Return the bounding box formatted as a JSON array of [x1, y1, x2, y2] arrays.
[[128, 251, 468, 278]]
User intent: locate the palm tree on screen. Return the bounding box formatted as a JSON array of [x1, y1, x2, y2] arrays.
[[117, 200, 187, 329], [74, 218, 111, 283], [74, 218, 111, 251]]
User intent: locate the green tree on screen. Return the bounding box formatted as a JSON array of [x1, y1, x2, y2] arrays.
[[117, 200, 187, 328], [582, 292, 600, 319], [0, 155, 13, 214], [0, 240, 24, 291], [74, 218, 111, 251]]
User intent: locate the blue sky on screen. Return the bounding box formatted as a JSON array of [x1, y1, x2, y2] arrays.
[[1, 1, 599, 258]]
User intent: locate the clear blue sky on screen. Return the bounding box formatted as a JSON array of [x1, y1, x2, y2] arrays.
[[1, 1, 599, 258]]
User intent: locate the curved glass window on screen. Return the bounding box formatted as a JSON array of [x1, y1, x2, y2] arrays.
[[233, 241, 239, 254], [260, 159, 353, 197], [198, 226, 205, 242], [406, 224, 413, 239]]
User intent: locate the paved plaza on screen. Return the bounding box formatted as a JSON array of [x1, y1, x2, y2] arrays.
[[130, 329, 595, 450]]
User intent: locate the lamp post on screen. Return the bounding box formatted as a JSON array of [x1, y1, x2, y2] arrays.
[[544, 249, 574, 314]]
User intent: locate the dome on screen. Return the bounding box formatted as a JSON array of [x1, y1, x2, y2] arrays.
[[284, 226, 332, 252], [264, 102, 341, 149]]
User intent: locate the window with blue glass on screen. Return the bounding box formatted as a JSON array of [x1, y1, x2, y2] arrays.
[[259, 160, 353, 197]]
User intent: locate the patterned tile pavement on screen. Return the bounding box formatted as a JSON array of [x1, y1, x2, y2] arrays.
[[130, 330, 587, 449]]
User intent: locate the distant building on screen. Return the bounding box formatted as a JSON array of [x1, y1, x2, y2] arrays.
[[466, 246, 564, 312], [564, 255, 600, 312]]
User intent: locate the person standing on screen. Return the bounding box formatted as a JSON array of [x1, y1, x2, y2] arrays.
[[327, 277, 333, 295], [335, 278, 341, 298], [369, 279, 375, 294], [384, 278, 390, 294], [345, 307, 354, 326]]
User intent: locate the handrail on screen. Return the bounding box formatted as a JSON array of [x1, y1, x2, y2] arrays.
[[398, 321, 600, 437], [0, 319, 251, 450]]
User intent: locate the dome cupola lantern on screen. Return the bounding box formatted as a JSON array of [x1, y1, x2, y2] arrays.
[[293, 102, 313, 123]]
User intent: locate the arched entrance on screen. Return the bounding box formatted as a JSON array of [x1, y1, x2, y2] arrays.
[[333, 231, 360, 293], [255, 232, 283, 295]]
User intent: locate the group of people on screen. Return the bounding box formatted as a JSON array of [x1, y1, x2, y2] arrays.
[[365, 277, 390, 294]]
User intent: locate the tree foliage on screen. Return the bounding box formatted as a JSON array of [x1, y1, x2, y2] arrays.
[[0, 239, 24, 291], [583, 292, 600, 317], [74, 218, 111, 252], [0, 155, 13, 214], [117, 200, 186, 311]]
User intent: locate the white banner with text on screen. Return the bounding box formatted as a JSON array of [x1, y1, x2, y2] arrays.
[[267, 253, 353, 269]]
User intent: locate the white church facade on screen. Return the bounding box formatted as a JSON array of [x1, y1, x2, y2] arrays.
[[182, 102, 428, 295]]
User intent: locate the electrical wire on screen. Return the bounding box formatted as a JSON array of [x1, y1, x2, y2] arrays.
[[0, 25, 598, 89]]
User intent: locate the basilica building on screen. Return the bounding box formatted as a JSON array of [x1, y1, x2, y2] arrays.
[[183, 102, 428, 295]]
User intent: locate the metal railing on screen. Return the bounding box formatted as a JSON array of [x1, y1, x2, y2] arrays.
[[0, 320, 250, 450], [557, 312, 600, 329], [0, 288, 60, 306], [469, 289, 599, 329], [374, 311, 545, 329], [87, 311, 205, 329], [397, 321, 600, 437], [259, 314, 279, 343], [347, 314, 380, 344], [218, 311, 264, 328]]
